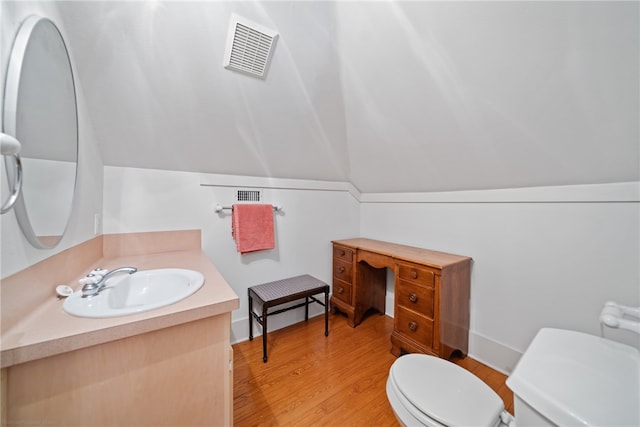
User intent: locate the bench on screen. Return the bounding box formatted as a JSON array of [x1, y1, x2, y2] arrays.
[[248, 274, 330, 362]]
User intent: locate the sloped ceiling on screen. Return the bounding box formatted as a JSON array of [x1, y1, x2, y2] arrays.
[[44, 1, 640, 192]]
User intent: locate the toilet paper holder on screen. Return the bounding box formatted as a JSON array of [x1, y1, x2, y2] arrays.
[[600, 301, 640, 335]]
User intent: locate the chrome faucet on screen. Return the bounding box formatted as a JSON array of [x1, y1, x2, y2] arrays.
[[81, 267, 137, 298]]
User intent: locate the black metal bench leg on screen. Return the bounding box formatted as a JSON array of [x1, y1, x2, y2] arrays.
[[324, 289, 329, 337], [262, 304, 268, 363], [305, 296, 309, 321], [248, 293, 254, 341]]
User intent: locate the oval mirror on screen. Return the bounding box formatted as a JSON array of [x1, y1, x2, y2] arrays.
[[3, 16, 78, 249]]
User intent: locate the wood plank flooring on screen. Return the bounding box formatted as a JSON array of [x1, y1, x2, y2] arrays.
[[233, 313, 513, 426]]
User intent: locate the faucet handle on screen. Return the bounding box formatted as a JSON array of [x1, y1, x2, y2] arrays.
[[90, 268, 107, 278], [80, 273, 103, 297], [79, 273, 101, 286], [81, 281, 100, 298]]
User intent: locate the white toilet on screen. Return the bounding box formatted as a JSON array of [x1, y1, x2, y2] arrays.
[[386, 353, 512, 427], [386, 328, 640, 427]]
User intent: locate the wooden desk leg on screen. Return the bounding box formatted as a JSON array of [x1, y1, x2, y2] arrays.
[[262, 304, 268, 363], [248, 292, 254, 341]]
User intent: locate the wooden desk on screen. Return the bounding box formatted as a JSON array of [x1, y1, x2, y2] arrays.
[[330, 238, 472, 359]]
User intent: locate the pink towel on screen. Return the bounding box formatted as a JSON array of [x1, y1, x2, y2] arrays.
[[232, 204, 275, 254]]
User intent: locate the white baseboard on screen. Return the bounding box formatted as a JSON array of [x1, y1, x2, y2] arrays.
[[468, 331, 523, 375], [231, 317, 249, 345], [231, 305, 327, 345]]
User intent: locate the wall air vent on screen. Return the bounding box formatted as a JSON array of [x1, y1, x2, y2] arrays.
[[223, 14, 278, 79], [236, 189, 262, 202]]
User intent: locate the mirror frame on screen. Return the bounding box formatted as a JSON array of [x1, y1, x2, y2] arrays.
[[3, 15, 79, 249]]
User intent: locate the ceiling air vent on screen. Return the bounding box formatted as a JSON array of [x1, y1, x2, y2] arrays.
[[223, 14, 278, 79]]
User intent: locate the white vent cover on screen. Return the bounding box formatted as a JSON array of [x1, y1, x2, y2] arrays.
[[236, 189, 262, 202], [223, 14, 278, 79]]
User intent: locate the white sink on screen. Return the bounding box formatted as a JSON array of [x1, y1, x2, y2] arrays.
[[63, 268, 205, 318]]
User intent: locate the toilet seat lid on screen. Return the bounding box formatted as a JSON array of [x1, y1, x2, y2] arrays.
[[390, 354, 504, 427]]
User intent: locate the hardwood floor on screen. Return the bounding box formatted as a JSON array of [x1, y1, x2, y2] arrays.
[[233, 313, 513, 426]]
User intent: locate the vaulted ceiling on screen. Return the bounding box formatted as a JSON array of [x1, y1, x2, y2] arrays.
[[5, 1, 639, 193]]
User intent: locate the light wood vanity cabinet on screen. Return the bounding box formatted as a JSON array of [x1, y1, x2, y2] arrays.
[[330, 238, 471, 359], [0, 233, 239, 427]]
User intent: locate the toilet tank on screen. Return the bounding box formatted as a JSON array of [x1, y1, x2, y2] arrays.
[[506, 328, 639, 426]]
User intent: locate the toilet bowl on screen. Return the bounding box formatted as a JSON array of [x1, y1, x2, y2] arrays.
[[386, 353, 511, 427], [387, 328, 640, 427]]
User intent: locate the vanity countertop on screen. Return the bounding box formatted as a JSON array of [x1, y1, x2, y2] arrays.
[[1, 249, 239, 368]]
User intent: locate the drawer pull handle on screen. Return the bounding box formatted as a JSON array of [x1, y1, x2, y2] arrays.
[[337, 286, 344, 294], [408, 321, 418, 331], [411, 270, 418, 279], [338, 266, 345, 273], [408, 293, 418, 303], [339, 250, 345, 256]]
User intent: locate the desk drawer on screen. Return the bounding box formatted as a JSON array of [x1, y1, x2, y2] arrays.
[[396, 306, 433, 348], [398, 264, 435, 286], [333, 258, 353, 283], [332, 280, 352, 305], [333, 246, 354, 262], [397, 280, 434, 318], [357, 250, 395, 269]]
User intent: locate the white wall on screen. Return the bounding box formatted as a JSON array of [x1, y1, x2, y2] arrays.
[[1, 2, 103, 279], [103, 166, 360, 343], [20, 159, 76, 237], [338, 1, 639, 192], [104, 167, 639, 373], [361, 182, 640, 372]]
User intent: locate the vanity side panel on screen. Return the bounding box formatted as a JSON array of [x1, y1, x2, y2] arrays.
[[439, 260, 471, 358], [6, 314, 232, 426], [1, 368, 6, 426]]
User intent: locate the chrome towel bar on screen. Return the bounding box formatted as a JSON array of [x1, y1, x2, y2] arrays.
[[215, 204, 282, 213]]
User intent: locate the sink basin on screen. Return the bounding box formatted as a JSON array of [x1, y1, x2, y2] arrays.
[[63, 268, 205, 318]]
